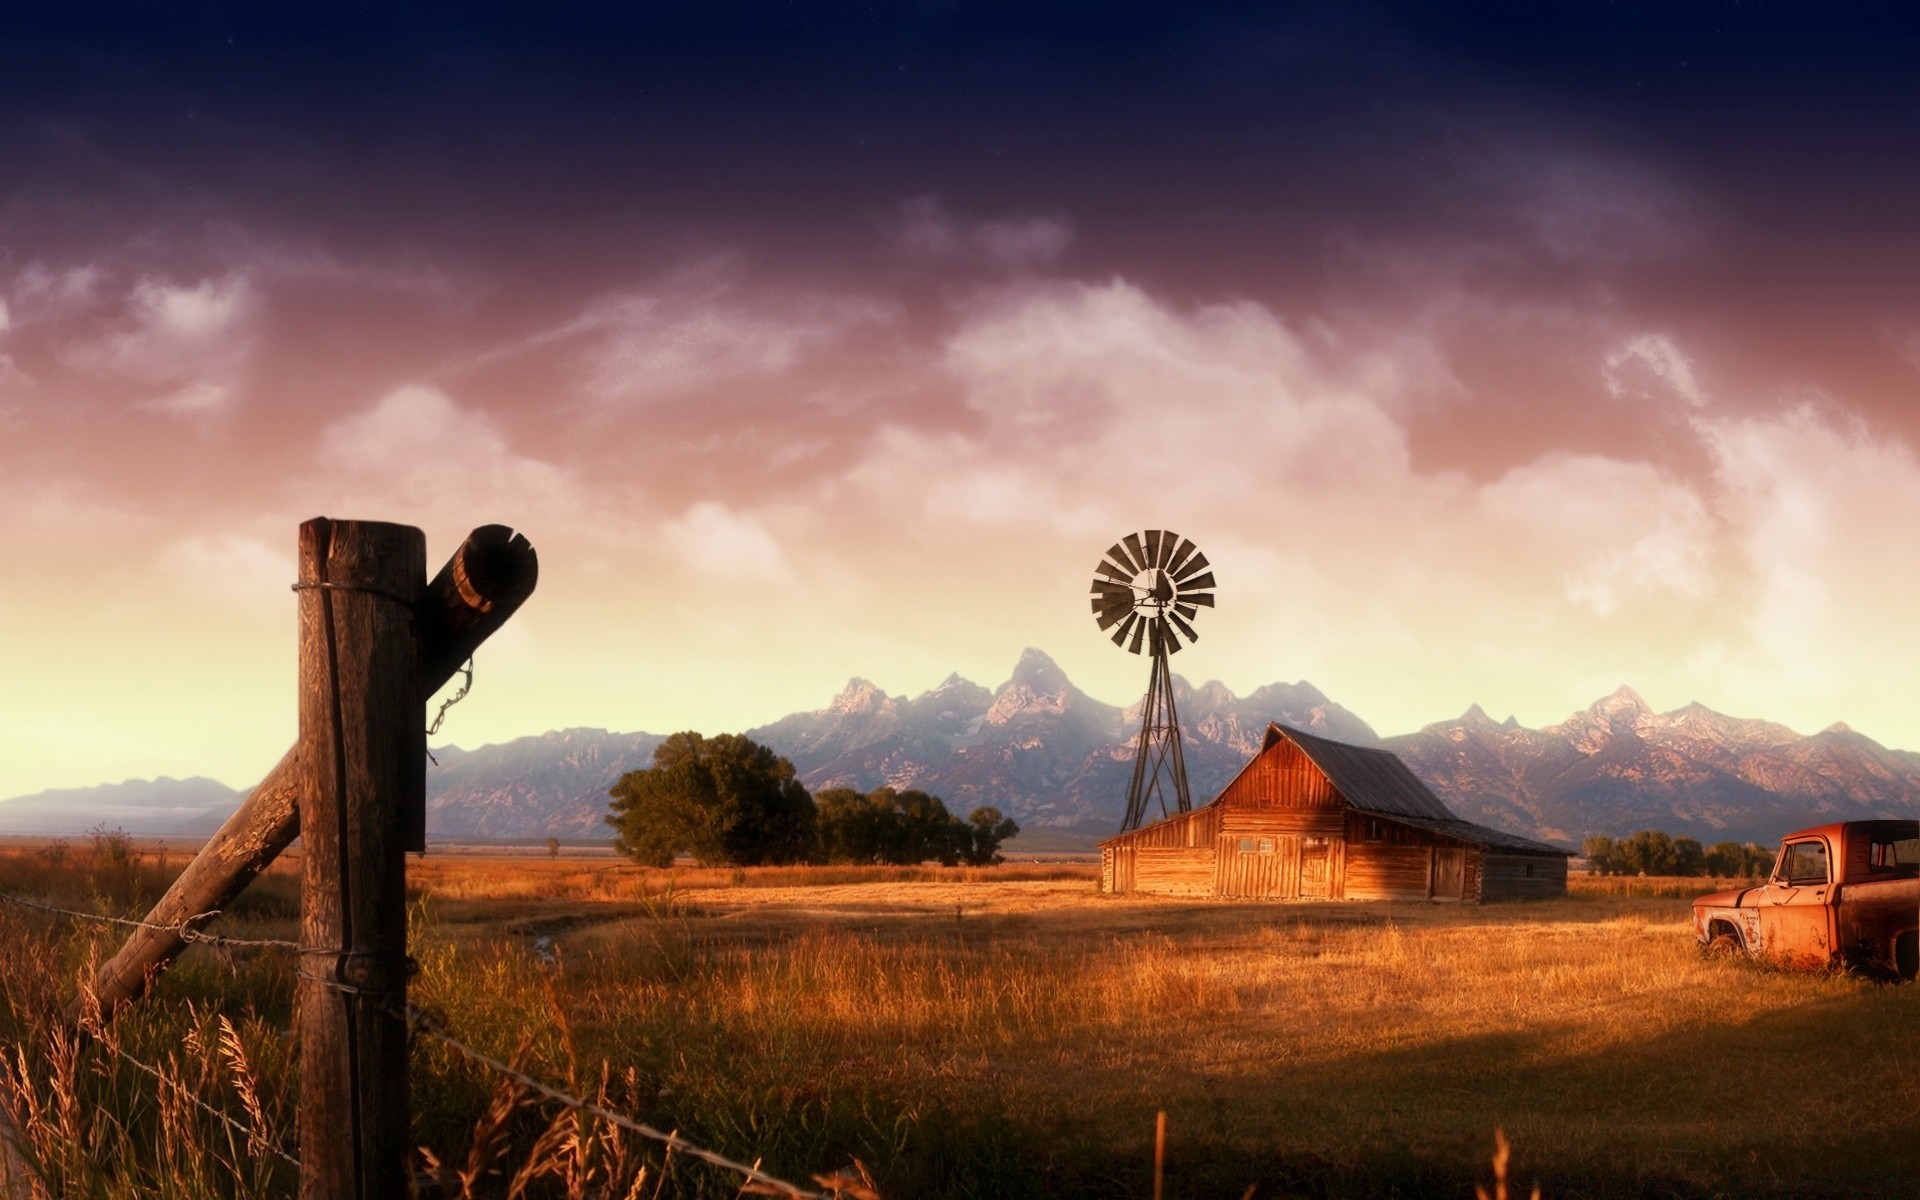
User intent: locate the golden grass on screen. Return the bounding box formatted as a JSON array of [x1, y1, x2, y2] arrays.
[[1, 852, 1913, 1198]]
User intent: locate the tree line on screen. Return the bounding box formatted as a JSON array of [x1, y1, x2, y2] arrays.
[[1581, 830, 1775, 878], [606, 731, 1020, 868]]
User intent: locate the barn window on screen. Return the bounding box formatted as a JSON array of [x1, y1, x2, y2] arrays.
[[1238, 837, 1255, 853], [1524, 862, 1536, 878], [1364, 819, 1385, 843], [1258, 839, 1275, 854]]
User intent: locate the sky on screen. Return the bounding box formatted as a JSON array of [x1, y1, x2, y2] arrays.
[[5, 3, 1920, 797]]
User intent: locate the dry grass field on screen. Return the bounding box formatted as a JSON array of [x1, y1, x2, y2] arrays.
[[1, 837, 1914, 1198]]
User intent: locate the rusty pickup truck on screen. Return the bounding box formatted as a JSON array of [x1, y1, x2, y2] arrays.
[[1693, 819, 1918, 979]]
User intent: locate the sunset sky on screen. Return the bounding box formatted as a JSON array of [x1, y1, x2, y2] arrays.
[[5, 5, 1920, 798]]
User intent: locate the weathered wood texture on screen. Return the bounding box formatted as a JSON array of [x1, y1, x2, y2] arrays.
[[1480, 852, 1567, 901], [1215, 738, 1340, 809], [85, 525, 537, 1019], [1102, 724, 1567, 901], [1105, 807, 1218, 893], [1343, 843, 1434, 901], [295, 518, 423, 1200]]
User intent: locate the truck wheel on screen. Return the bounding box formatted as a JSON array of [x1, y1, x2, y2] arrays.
[[1706, 933, 1742, 957]]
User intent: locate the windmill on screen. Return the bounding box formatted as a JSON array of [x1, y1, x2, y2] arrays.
[[1089, 530, 1216, 832]]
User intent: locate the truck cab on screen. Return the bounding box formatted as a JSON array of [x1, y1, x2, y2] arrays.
[[1692, 819, 1918, 979]]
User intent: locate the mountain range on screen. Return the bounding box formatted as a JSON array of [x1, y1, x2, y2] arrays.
[[4, 648, 1916, 848]]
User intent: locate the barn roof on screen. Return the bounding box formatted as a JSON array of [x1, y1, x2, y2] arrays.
[[1269, 724, 1571, 857], [1268, 724, 1454, 820]]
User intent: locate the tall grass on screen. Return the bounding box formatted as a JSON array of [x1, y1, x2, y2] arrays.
[[1, 854, 1913, 1198]]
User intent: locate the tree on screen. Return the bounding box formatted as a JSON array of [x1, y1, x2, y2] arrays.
[[1672, 836, 1705, 877], [606, 732, 815, 867], [813, 786, 1017, 866], [964, 806, 1020, 866], [1581, 835, 1620, 876], [1704, 840, 1747, 877], [815, 787, 895, 864], [545, 836, 561, 859], [1618, 829, 1677, 876]]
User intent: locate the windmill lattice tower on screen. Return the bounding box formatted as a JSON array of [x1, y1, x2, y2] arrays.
[[1088, 530, 1217, 832]]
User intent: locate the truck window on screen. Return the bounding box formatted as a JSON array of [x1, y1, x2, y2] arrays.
[[1780, 841, 1829, 886], [1866, 837, 1920, 877]]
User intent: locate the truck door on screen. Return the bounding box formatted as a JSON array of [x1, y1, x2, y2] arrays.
[[1757, 839, 1835, 967]]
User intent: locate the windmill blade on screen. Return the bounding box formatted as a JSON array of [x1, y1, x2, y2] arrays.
[[1106, 541, 1140, 573], [1090, 578, 1132, 600], [1094, 559, 1132, 585], [1166, 537, 1198, 577], [1155, 530, 1179, 569], [1176, 571, 1216, 593], [1128, 617, 1147, 654], [1159, 616, 1183, 654], [1123, 532, 1148, 572], [1094, 604, 1132, 631], [1182, 591, 1215, 608], [1144, 529, 1165, 569], [1092, 595, 1133, 623], [1173, 551, 1210, 582], [1168, 610, 1200, 644], [1111, 612, 1139, 648], [1175, 602, 1198, 620]]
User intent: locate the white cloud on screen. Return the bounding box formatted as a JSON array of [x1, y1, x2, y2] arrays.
[[571, 272, 895, 405], [155, 534, 294, 608], [314, 385, 591, 545], [1479, 454, 1713, 616], [896, 197, 1074, 268], [12, 263, 105, 317], [64, 274, 255, 410], [661, 501, 792, 581], [1696, 403, 1920, 700], [141, 381, 232, 417], [1605, 333, 1707, 408]]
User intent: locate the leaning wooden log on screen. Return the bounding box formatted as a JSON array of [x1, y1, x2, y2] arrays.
[[81, 524, 538, 1020]]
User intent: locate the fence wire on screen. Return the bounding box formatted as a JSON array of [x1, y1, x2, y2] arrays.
[[2, 890, 843, 1200], [110, 1044, 302, 1172], [404, 1008, 832, 1200], [0, 894, 301, 952]]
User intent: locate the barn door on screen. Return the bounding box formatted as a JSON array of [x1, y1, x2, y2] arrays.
[[1431, 848, 1465, 900], [1299, 836, 1331, 898]]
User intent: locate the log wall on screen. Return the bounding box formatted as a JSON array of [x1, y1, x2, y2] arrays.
[[1102, 806, 1220, 894], [1217, 738, 1343, 810], [1480, 852, 1567, 901]]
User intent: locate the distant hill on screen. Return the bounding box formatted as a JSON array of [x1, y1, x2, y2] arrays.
[[423, 728, 667, 838], [0, 776, 241, 836], [1386, 687, 1920, 845], [7, 653, 1918, 848], [749, 647, 1376, 834]]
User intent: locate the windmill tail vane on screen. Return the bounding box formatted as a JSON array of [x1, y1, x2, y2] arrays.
[[1089, 529, 1215, 832]]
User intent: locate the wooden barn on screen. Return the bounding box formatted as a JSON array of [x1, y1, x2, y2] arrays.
[[1099, 723, 1570, 902]]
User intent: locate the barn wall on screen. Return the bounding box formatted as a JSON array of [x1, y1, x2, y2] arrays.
[[1132, 846, 1217, 894], [1101, 806, 1221, 895], [1344, 843, 1433, 900], [1480, 853, 1568, 901], [1214, 799, 1346, 898], [1218, 738, 1343, 811]]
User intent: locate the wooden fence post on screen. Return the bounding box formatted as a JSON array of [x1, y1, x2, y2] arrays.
[[83, 525, 537, 1021], [295, 518, 424, 1200]]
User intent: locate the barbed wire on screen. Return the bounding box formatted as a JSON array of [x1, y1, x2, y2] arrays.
[[403, 1008, 831, 1200], [110, 1043, 302, 1171], [0, 894, 302, 952], [4, 896, 840, 1197]]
